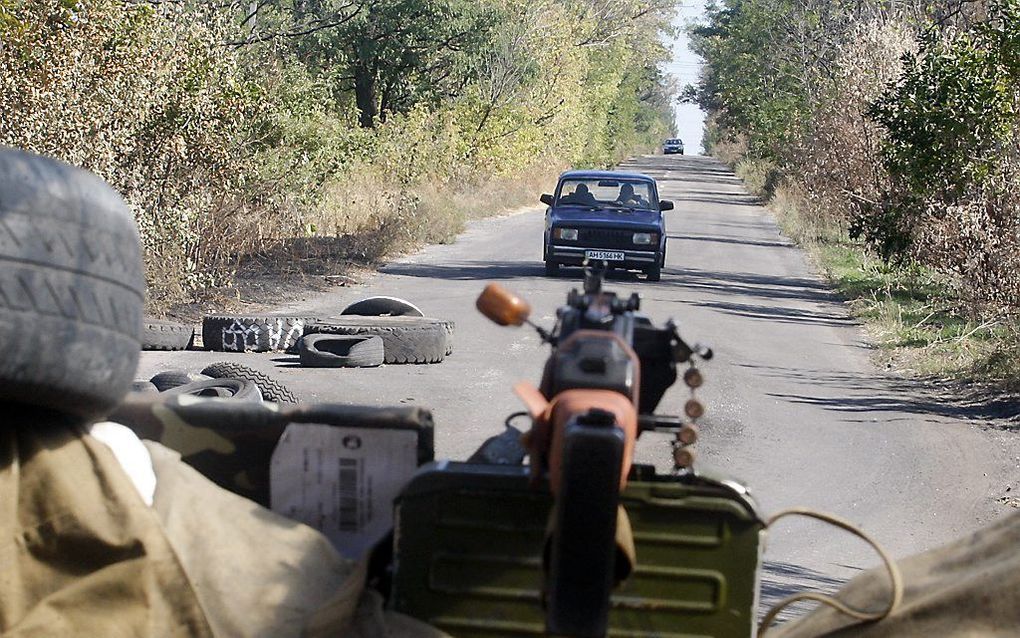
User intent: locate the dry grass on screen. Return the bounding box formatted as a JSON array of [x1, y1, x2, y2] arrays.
[[708, 133, 748, 166], [735, 158, 783, 200], [175, 162, 561, 315], [304, 162, 559, 258], [766, 184, 1020, 390]]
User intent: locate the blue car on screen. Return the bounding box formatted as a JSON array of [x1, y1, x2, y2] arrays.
[[540, 170, 673, 281], [663, 138, 685, 155]]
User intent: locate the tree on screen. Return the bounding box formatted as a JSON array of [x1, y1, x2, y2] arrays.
[[289, 0, 495, 127]]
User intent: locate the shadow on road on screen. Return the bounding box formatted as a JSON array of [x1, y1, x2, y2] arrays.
[[769, 389, 1020, 426], [704, 219, 783, 232], [668, 233, 795, 250], [680, 196, 761, 206], [666, 174, 746, 187], [694, 300, 855, 328], [380, 260, 647, 282], [677, 192, 763, 206], [381, 261, 545, 280], [682, 189, 760, 199], [740, 363, 1020, 426], [656, 267, 844, 306], [620, 157, 746, 186], [759, 561, 847, 623]]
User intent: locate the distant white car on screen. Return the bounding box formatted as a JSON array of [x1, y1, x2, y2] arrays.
[[662, 138, 684, 155]]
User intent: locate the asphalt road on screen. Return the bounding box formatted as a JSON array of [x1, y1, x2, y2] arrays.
[[137, 155, 1018, 607]]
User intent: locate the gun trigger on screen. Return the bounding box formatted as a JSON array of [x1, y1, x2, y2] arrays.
[[513, 381, 550, 420]]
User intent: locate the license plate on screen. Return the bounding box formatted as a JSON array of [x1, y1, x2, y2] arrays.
[[585, 250, 625, 262]]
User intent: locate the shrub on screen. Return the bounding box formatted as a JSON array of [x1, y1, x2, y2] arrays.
[[1, 0, 679, 311]]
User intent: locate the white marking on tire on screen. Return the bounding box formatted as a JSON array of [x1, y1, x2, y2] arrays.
[[222, 320, 260, 352]]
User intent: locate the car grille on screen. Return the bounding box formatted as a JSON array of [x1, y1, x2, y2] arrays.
[[576, 227, 641, 250]]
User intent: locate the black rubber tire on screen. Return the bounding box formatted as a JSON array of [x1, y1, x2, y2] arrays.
[[305, 316, 447, 364], [0, 147, 144, 420], [545, 260, 560, 277], [163, 378, 263, 402], [142, 319, 194, 351], [131, 381, 159, 394], [441, 320, 455, 356], [299, 334, 385, 368], [200, 361, 299, 403], [645, 263, 661, 282], [202, 314, 315, 353], [339, 297, 451, 357], [341, 296, 424, 318], [150, 370, 212, 392]]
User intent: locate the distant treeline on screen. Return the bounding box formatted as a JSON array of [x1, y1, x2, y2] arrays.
[[691, 0, 1020, 312], [0, 0, 679, 309]]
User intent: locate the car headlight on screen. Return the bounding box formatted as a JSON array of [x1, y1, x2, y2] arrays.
[[555, 228, 578, 241], [633, 232, 657, 245]]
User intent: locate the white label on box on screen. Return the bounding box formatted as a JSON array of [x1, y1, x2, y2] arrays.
[[270, 423, 419, 559]]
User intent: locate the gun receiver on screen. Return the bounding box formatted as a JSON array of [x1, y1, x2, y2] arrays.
[[477, 262, 711, 637]]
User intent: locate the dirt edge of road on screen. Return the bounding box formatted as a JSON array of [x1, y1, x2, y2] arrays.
[[160, 203, 547, 324]]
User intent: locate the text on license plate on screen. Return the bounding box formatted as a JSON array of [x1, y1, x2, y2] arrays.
[[585, 250, 625, 261]]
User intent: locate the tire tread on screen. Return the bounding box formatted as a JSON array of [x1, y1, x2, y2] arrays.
[[305, 316, 448, 364], [201, 361, 300, 403]]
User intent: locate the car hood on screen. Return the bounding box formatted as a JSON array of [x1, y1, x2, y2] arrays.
[[551, 206, 661, 227]]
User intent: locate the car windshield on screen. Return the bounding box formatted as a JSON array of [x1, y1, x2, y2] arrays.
[[556, 178, 655, 210]]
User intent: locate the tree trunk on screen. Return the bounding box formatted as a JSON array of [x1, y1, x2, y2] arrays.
[[379, 84, 392, 124], [354, 64, 377, 128]]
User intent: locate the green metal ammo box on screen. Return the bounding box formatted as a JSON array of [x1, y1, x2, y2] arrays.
[[391, 463, 764, 637]]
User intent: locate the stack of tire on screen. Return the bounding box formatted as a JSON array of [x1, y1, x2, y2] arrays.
[[140, 319, 195, 351], [200, 313, 313, 354], [300, 296, 454, 368], [137, 362, 299, 403], [198, 297, 454, 368]]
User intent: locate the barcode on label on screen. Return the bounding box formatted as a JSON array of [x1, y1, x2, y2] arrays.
[[338, 458, 360, 532]]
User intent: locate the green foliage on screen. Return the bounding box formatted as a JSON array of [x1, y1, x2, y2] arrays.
[[0, 0, 257, 303], [872, 8, 1020, 197], [0, 0, 679, 310], [286, 0, 495, 127], [689, 0, 827, 160], [695, 0, 1020, 315], [859, 0, 1020, 264]]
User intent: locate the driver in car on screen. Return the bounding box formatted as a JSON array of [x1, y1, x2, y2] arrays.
[[616, 183, 647, 208]]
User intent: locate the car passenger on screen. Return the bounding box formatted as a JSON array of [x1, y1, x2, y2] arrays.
[[562, 183, 596, 205], [617, 183, 646, 208]]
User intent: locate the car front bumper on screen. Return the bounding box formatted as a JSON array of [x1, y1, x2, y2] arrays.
[[548, 244, 659, 268]]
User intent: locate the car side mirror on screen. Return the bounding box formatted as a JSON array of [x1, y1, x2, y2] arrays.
[[540, 193, 555, 206], [659, 200, 674, 212]]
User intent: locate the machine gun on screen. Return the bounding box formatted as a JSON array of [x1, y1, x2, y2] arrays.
[[474, 262, 713, 636]]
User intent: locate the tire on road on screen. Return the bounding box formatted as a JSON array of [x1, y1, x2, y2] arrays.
[[0, 147, 144, 420], [163, 378, 263, 402], [200, 361, 299, 403], [131, 381, 160, 394], [150, 370, 212, 392], [298, 334, 385, 368], [441, 319, 455, 356], [645, 263, 661, 282], [305, 316, 448, 364], [341, 296, 424, 318], [202, 314, 315, 353], [142, 319, 194, 351], [545, 260, 560, 277]]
